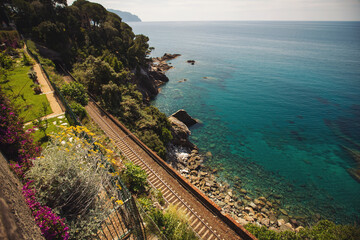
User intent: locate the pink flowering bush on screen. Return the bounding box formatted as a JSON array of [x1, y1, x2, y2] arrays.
[[1, 90, 69, 239], [23, 181, 69, 240], [0, 90, 41, 177]]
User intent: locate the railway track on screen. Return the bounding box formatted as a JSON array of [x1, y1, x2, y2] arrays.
[[86, 100, 225, 240], [56, 62, 252, 240]]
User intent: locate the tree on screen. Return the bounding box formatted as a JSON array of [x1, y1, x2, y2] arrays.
[[127, 34, 150, 67], [101, 81, 122, 113], [33, 21, 67, 50], [73, 55, 118, 95]]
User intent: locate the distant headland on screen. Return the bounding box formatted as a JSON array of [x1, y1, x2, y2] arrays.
[[107, 9, 141, 22]]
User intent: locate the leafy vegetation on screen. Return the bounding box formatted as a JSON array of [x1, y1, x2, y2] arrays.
[[121, 161, 148, 194], [23, 181, 70, 240], [3, 0, 174, 158], [245, 221, 360, 240], [0, 30, 21, 48], [4, 0, 151, 67], [60, 82, 88, 105], [27, 126, 123, 239], [0, 88, 41, 176], [73, 56, 172, 158], [149, 205, 198, 240]]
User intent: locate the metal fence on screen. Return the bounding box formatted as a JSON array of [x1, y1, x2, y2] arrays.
[[25, 41, 145, 240]]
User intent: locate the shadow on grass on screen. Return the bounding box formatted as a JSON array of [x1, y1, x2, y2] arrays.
[[39, 135, 50, 146]]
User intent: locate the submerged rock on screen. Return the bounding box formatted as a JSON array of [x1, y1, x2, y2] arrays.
[[279, 208, 288, 216]]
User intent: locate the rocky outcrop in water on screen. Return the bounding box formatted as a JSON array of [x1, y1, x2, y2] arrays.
[[168, 116, 195, 149], [134, 53, 180, 101], [152, 53, 181, 72], [171, 109, 198, 127], [187, 60, 195, 65], [133, 66, 168, 100]]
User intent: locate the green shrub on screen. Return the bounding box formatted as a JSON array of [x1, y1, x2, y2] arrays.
[[245, 224, 280, 240], [138, 197, 154, 212], [121, 161, 148, 194], [70, 102, 87, 120], [61, 82, 88, 106], [0, 51, 14, 69], [26, 126, 119, 239], [245, 221, 360, 240], [136, 129, 167, 159], [26, 40, 40, 61], [153, 189, 165, 206], [151, 205, 198, 240], [28, 69, 38, 82], [22, 52, 32, 66]]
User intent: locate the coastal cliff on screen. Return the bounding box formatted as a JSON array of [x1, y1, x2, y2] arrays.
[[134, 53, 180, 101]]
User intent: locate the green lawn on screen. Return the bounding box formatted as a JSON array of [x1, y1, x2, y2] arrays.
[[1, 57, 52, 122], [25, 114, 69, 148]]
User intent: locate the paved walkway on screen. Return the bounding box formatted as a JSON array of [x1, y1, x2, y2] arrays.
[[33, 63, 64, 115], [23, 46, 65, 123]]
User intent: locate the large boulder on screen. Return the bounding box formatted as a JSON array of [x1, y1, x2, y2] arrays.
[[171, 109, 198, 127], [168, 116, 195, 148]]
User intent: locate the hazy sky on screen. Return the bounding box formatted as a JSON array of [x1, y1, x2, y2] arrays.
[[67, 0, 360, 22]]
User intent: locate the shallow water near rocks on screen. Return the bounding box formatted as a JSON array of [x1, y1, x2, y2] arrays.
[[131, 21, 360, 224]]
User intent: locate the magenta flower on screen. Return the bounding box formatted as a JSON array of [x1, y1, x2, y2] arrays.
[[22, 181, 70, 240]]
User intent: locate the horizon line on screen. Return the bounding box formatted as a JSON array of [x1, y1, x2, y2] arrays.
[[134, 19, 360, 23]]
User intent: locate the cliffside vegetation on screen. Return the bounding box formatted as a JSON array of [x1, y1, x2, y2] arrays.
[[2, 0, 172, 158], [1, 1, 193, 238], [245, 220, 360, 240]]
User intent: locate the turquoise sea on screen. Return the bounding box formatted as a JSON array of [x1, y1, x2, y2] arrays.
[[131, 21, 360, 224]]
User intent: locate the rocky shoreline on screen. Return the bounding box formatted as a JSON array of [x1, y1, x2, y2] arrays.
[[147, 53, 306, 232], [165, 110, 306, 233]]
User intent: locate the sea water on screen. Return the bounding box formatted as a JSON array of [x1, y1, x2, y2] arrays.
[[130, 21, 360, 224]]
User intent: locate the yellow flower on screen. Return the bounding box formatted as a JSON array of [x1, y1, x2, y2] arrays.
[[115, 200, 123, 205], [106, 149, 114, 154]]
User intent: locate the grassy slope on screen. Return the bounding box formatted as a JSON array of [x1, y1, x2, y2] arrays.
[[1, 56, 52, 122]]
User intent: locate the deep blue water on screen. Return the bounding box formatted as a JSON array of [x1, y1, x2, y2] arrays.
[[130, 21, 360, 224]]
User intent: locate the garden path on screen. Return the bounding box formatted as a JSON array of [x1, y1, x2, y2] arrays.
[[23, 45, 65, 121], [33, 63, 64, 117]]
